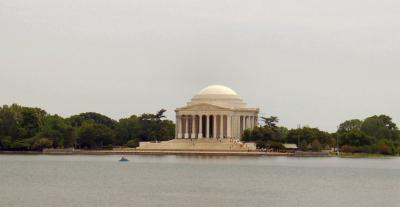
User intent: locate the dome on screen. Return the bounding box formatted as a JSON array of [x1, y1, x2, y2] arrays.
[[188, 85, 247, 109], [197, 85, 238, 96]]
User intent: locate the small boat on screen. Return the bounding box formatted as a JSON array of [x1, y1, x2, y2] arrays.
[[119, 156, 129, 162]]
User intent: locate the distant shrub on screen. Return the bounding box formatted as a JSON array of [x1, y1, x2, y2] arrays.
[[256, 141, 267, 149], [0, 136, 12, 150], [11, 139, 32, 151], [375, 143, 392, 155], [341, 145, 356, 153], [31, 138, 53, 151], [299, 140, 308, 151], [268, 142, 284, 150], [126, 139, 139, 148], [311, 140, 321, 152]]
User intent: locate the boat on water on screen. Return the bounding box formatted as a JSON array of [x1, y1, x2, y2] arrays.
[[119, 156, 129, 162]]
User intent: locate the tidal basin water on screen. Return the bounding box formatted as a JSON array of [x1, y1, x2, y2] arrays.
[[1, 155, 400, 207]]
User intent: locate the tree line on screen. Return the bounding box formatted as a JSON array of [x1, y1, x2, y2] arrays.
[[0, 104, 175, 151], [242, 115, 400, 155], [1, 104, 399, 155]]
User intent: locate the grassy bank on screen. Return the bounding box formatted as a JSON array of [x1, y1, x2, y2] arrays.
[[331, 152, 398, 158]]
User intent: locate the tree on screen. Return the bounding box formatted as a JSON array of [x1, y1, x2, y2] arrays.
[[241, 116, 285, 149], [126, 139, 139, 148], [77, 122, 116, 149], [115, 115, 140, 145], [286, 127, 334, 149], [361, 115, 399, 140], [0, 136, 12, 150], [0, 104, 47, 140], [137, 109, 175, 141], [339, 130, 373, 147], [261, 116, 279, 128], [39, 115, 77, 148], [68, 112, 116, 128], [311, 140, 322, 152], [31, 138, 53, 150], [337, 119, 363, 133]]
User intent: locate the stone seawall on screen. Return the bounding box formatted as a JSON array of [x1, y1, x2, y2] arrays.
[[41, 149, 292, 156], [294, 151, 330, 157]]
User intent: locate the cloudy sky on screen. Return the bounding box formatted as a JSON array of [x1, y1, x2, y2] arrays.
[[1, 0, 399, 131]]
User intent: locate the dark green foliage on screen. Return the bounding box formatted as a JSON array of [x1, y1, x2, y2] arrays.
[[77, 122, 116, 149], [299, 139, 308, 151], [0, 136, 12, 149], [126, 139, 139, 148], [115, 115, 140, 145], [39, 115, 77, 148], [67, 112, 117, 128], [0, 104, 175, 151], [339, 131, 373, 147], [311, 140, 322, 152], [337, 119, 363, 133], [286, 127, 334, 150], [261, 116, 279, 128], [360, 115, 399, 140], [337, 115, 400, 155], [136, 109, 175, 141], [242, 116, 284, 150], [31, 138, 53, 150], [11, 139, 32, 151]]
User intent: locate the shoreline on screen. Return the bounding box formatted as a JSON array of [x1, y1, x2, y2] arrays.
[[2, 150, 396, 158], [0, 150, 332, 157]]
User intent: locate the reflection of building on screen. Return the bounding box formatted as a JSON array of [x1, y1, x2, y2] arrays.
[[175, 85, 259, 139]]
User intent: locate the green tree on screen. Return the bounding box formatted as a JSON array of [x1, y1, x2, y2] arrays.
[[261, 116, 279, 128], [137, 109, 175, 141], [361, 115, 399, 140], [286, 127, 334, 149], [31, 138, 53, 150], [339, 130, 373, 147], [338, 119, 363, 133], [241, 116, 285, 149], [311, 139, 322, 152], [115, 115, 140, 145], [78, 122, 116, 149], [126, 139, 139, 148], [68, 112, 116, 128], [39, 115, 77, 148]]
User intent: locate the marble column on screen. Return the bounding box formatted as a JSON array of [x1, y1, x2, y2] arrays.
[[198, 115, 203, 139], [180, 115, 184, 138], [184, 115, 189, 138], [177, 115, 182, 138], [219, 115, 224, 138], [227, 115, 232, 138], [206, 114, 210, 138], [191, 115, 196, 138], [213, 114, 217, 138]]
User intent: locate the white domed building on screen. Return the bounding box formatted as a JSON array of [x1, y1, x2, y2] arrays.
[[175, 85, 259, 139]]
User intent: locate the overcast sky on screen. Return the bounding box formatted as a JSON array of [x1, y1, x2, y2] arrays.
[[1, 0, 399, 132]]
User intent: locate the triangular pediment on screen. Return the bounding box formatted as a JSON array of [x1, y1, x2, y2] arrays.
[[176, 103, 231, 111]]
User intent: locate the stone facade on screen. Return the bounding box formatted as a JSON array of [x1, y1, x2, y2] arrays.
[[175, 85, 259, 139]]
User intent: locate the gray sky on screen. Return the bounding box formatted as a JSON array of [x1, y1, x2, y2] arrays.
[[1, 0, 399, 132]]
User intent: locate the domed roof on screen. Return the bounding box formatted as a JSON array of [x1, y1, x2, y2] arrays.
[[197, 85, 238, 96], [188, 85, 246, 109]]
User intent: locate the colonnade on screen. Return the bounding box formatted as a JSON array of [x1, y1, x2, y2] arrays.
[[176, 114, 257, 139]]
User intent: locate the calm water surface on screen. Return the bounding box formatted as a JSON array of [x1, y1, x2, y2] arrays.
[[0, 155, 399, 207]]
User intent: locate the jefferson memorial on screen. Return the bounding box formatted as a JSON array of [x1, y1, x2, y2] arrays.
[[175, 85, 259, 139]]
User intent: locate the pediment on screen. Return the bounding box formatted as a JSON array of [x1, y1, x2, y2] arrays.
[[176, 103, 231, 111]]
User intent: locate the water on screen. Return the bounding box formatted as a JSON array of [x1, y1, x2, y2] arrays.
[[1, 155, 399, 207]]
